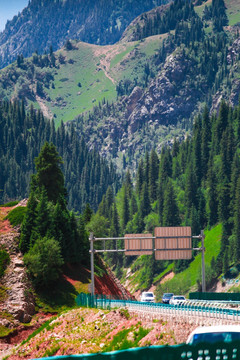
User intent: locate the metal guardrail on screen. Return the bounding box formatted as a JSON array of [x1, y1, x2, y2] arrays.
[[76, 294, 240, 322]]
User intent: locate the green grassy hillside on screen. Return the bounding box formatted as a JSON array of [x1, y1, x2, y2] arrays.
[[194, 0, 240, 26], [0, 36, 164, 126]]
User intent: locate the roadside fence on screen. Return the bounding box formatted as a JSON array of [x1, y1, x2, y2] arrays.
[[75, 293, 240, 322]]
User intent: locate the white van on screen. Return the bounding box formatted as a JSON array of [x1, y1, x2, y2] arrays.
[[140, 291, 155, 303]]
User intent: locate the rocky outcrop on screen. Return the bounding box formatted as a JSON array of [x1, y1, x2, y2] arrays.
[[85, 48, 205, 165], [211, 37, 240, 114], [0, 230, 35, 327], [126, 51, 202, 131]]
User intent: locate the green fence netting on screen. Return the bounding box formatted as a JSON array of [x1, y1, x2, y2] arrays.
[[75, 293, 114, 309], [31, 342, 240, 360], [190, 292, 240, 301]]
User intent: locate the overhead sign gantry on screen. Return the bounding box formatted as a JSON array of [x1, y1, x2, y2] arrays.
[[89, 227, 205, 297]]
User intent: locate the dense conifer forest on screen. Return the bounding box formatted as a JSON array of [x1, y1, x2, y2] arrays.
[[89, 100, 240, 286], [0, 101, 120, 213]]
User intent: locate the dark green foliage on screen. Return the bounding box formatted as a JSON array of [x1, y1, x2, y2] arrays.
[[19, 142, 91, 269], [20, 193, 38, 253], [136, 0, 200, 41], [24, 236, 64, 287], [103, 325, 150, 352], [5, 206, 27, 226], [0, 248, 10, 278], [212, 0, 228, 32], [34, 142, 66, 204], [64, 40, 73, 51], [0, 101, 119, 214], [162, 179, 180, 227]]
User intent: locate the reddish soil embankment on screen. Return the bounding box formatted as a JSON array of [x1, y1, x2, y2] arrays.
[[0, 207, 14, 234]]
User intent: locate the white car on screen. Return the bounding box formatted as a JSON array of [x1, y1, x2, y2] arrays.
[[187, 325, 240, 345], [140, 291, 155, 303], [169, 295, 186, 305]]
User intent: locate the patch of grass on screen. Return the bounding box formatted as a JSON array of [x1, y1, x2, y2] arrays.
[[0, 326, 14, 338], [5, 206, 27, 226], [225, 0, 240, 26], [103, 325, 150, 352], [110, 44, 137, 68], [0, 201, 19, 207], [42, 344, 60, 357]]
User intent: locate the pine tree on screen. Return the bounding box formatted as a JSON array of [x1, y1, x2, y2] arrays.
[[140, 181, 151, 220], [149, 149, 159, 203], [162, 179, 180, 226], [20, 193, 38, 253], [34, 142, 66, 204], [136, 158, 144, 197], [122, 186, 130, 230]]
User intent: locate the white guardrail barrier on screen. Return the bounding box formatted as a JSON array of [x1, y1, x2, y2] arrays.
[[96, 298, 240, 322]]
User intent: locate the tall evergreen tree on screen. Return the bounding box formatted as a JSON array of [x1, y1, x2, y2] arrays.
[[33, 142, 66, 204], [149, 149, 159, 203], [162, 179, 180, 226]]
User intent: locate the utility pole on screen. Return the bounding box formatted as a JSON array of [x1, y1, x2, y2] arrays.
[[90, 232, 95, 297]]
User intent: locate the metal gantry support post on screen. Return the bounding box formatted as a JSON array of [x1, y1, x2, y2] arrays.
[[201, 230, 206, 293], [90, 232, 95, 297]]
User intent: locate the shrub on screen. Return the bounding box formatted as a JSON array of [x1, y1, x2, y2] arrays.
[[5, 206, 27, 226], [24, 236, 64, 287], [0, 248, 10, 278]]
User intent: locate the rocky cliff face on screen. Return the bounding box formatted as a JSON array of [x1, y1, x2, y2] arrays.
[[80, 47, 207, 167], [0, 203, 35, 329], [211, 37, 240, 114]]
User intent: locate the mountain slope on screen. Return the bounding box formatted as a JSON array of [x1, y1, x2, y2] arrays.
[[0, 0, 240, 173], [0, 0, 168, 69]]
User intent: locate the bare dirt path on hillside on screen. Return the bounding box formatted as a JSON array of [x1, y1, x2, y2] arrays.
[[93, 45, 118, 85], [93, 42, 135, 85], [35, 94, 53, 119]]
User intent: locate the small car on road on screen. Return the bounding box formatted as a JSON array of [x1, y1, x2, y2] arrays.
[[162, 293, 174, 304], [140, 291, 155, 303], [169, 295, 186, 305]]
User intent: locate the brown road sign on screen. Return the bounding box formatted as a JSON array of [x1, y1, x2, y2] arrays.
[[125, 233, 153, 255], [155, 227, 192, 260]]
